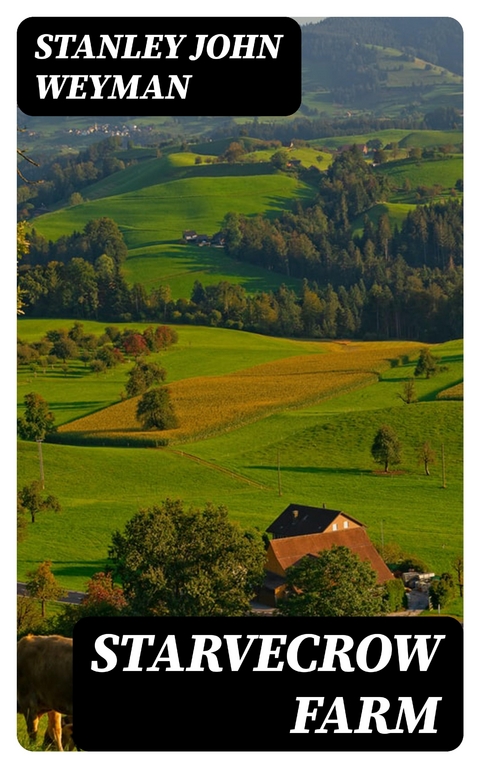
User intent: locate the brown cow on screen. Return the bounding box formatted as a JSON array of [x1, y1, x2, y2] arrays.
[[17, 634, 73, 751], [60, 716, 76, 751], [43, 713, 76, 751]]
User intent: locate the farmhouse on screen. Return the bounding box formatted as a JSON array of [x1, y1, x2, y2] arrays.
[[339, 143, 368, 154], [258, 503, 393, 606], [182, 229, 218, 246]]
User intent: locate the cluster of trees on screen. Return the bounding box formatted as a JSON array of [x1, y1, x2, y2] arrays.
[[302, 17, 463, 78], [17, 322, 180, 436], [17, 321, 178, 377], [17, 137, 129, 217], [212, 150, 462, 342], [18, 218, 132, 321], [222, 149, 462, 276], [21, 217, 127, 267]]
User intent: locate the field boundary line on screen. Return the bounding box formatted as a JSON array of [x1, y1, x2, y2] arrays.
[[164, 448, 272, 490]]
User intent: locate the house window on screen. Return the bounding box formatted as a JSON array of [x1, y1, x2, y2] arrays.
[[332, 523, 338, 531], [344, 521, 349, 528]]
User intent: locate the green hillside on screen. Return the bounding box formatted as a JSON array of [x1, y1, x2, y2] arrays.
[[380, 156, 463, 201], [17, 325, 463, 592], [315, 130, 463, 152], [123, 243, 303, 298], [30, 172, 314, 249]]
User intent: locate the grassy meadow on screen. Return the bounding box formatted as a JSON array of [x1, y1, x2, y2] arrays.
[[17, 321, 463, 594], [25, 131, 462, 305], [122, 242, 303, 298], [29, 163, 316, 249], [314, 129, 463, 153]]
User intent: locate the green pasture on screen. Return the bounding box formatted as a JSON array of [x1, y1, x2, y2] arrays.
[[17, 321, 326, 424], [81, 151, 247, 201], [316, 129, 463, 152], [239, 145, 333, 171], [380, 155, 463, 198], [30, 173, 316, 249], [301, 43, 462, 114], [123, 242, 302, 297], [351, 202, 415, 237], [373, 47, 462, 88], [17, 328, 463, 592]]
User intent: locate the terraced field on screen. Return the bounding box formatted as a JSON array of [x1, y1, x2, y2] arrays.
[[56, 340, 422, 445]]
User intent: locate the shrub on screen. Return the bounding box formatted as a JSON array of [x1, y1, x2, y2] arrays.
[[429, 573, 456, 610], [383, 577, 406, 612]]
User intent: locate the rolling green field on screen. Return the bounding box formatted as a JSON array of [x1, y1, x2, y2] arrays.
[[30, 171, 315, 250], [17, 67, 464, 602], [24, 129, 462, 304], [313, 129, 463, 152], [17, 322, 463, 594], [17, 322, 326, 424], [382, 156, 463, 201], [123, 242, 303, 297]]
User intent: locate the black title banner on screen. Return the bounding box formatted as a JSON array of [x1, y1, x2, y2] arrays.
[[17, 17, 302, 116], [73, 616, 463, 751]]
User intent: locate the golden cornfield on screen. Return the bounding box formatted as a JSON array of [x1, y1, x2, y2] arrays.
[[436, 382, 463, 400], [58, 340, 422, 444]]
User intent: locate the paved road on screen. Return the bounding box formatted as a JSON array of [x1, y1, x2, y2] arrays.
[[17, 583, 86, 605], [17, 586, 431, 613]]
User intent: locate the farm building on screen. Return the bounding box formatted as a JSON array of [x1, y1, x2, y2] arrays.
[[339, 143, 369, 154], [258, 503, 394, 607]]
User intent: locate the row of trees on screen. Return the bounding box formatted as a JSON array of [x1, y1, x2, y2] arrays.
[[18, 261, 462, 344]]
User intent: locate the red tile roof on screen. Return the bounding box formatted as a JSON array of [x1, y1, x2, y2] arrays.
[[268, 527, 393, 583]]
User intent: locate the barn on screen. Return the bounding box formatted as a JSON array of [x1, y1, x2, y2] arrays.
[[258, 503, 393, 607]]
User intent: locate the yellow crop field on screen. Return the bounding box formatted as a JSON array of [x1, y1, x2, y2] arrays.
[[58, 340, 422, 445], [437, 382, 464, 400]]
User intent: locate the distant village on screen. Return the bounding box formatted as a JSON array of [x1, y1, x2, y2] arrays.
[[23, 121, 149, 140]]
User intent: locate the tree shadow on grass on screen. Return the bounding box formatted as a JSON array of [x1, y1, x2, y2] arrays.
[[48, 401, 107, 411], [245, 465, 369, 475], [49, 561, 107, 580]]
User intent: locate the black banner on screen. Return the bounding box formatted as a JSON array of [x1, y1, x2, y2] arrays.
[[17, 17, 302, 116], [73, 616, 463, 751]]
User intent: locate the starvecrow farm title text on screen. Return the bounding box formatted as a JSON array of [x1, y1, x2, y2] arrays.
[[73, 616, 463, 751]]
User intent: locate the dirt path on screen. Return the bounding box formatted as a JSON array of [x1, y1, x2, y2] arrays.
[[165, 448, 272, 490]]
